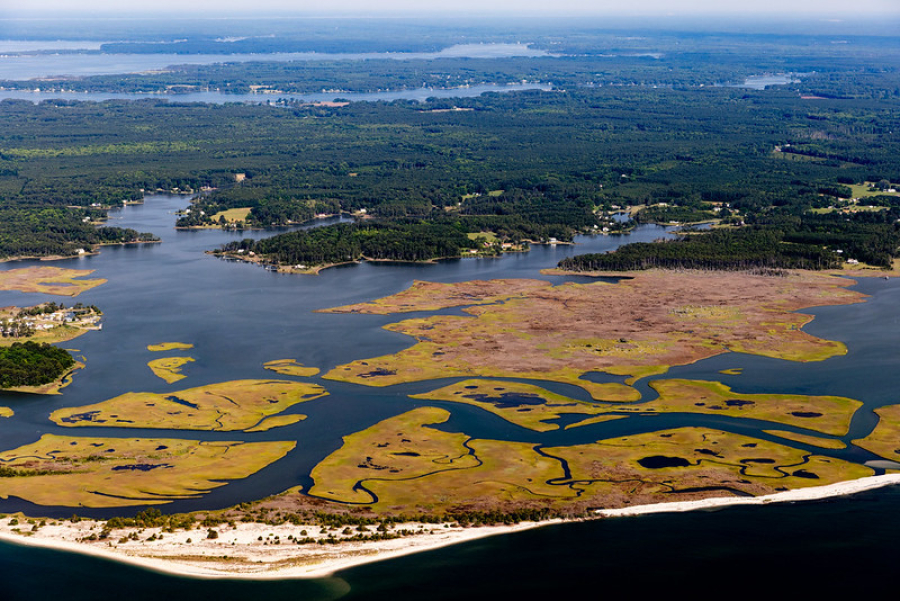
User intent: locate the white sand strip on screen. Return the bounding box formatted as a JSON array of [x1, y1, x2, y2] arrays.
[[597, 474, 900, 517], [0, 475, 898, 580]]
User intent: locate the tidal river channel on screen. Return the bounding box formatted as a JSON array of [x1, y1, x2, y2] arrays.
[[0, 194, 898, 598]]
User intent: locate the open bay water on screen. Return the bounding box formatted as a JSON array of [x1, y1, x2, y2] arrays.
[[0, 42, 548, 80], [0, 83, 554, 106], [2, 195, 900, 596]]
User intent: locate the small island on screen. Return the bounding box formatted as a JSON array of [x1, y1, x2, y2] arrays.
[[147, 356, 195, 383], [147, 342, 195, 352], [263, 359, 320, 377], [50, 379, 329, 432]]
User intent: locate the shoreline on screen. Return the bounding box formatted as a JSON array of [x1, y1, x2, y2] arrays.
[[3, 360, 85, 396], [1, 474, 899, 581], [0, 240, 160, 265]]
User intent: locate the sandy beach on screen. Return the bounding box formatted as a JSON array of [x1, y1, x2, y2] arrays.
[[2, 474, 899, 580]]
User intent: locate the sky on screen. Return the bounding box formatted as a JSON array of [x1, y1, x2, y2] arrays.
[[4, 0, 899, 16]]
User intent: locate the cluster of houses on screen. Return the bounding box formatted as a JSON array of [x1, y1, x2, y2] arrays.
[[0, 306, 101, 338]]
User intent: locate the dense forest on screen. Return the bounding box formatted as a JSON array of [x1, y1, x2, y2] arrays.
[[0, 207, 157, 260], [559, 211, 900, 272], [1, 27, 899, 264], [0, 341, 75, 389], [219, 221, 479, 265]]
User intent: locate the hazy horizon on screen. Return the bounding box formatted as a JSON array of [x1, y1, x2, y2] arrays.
[[3, 0, 899, 18]]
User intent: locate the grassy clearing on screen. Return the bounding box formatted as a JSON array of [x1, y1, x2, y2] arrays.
[[849, 182, 899, 199], [320, 279, 548, 315], [211, 207, 252, 223], [811, 205, 887, 215], [0, 325, 95, 348], [467, 231, 499, 244], [245, 414, 306, 432], [50, 379, 327, 432], [0, 434, 295, 508]]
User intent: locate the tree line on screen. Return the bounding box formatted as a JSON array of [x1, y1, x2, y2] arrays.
[[559, 212, 900, 272]]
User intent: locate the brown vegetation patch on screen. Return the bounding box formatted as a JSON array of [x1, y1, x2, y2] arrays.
[[0, 267, 106, 297], [324, 271, 863, 400]]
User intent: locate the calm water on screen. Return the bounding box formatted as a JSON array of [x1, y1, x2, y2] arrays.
[[0, 40, 551, 104], [1, 195, 899, 596], [0, 43, 547, 80], [0, 83, 553, 105], [740, 74, 800, 89]]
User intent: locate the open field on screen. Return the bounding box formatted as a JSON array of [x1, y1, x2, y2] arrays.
[[50, 379, 327, 432], [0, 434, 295, 507], [848, 182, 899, 199], [0, 267, 105, 296], [309, 407, 573, 511], [211, 207, 252, 223]]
